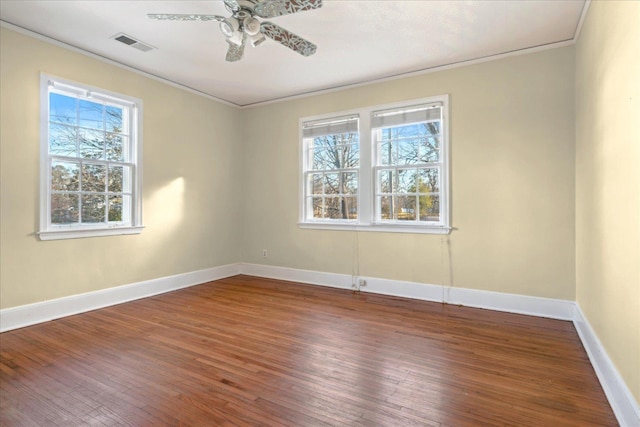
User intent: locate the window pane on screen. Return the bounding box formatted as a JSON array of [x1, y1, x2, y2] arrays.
[[311, 147, 327, 170], [79, 128, 105, 159], [419, 194, 440, 221], [397, 169, 416, 193], [343, 196, 358, 219], [309, 173, 322, 194], [420, 135, 440, 162], [379, 141, 392, 166], [49, 93, 76, 125], [396, 195, 416, 221], [79, 99, 104, 130], [402, 124, 421, 136], [418, 168, 440, 193], [380, 195, 393, 220], [397, 138, 419, 165], [324, 173, 339, 195], [82, 195, 106, 223], [326, 197, 346, 219], [51, 161, 80, 191], [51, 194, 79, 224], [423, 121, 440, 135], [108, 195, 130, 222], [312, 197, 324, 219], [82, 164, 106, 192], [106, 134, 124, 161], [49, 123, 77, 156], [344, 143, 359, 167], [108, 165, 124, 193], [378, 169, 394, 193], [342, 172, 358, 195], [105, 105, 123, 133]]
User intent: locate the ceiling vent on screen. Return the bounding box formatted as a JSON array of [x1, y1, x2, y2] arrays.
[[112, 33, 155, 52]]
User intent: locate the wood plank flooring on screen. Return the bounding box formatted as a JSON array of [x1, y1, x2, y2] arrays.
[[0, 275, 617, 426]]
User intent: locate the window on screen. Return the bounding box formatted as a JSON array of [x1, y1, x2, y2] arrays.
[[39, 75, 143, 240], [300, 96, 449, 234], [372, 102, 444, 224]]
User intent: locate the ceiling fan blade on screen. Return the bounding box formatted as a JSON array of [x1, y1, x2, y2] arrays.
[[147, 13, 225, 22], [254, 0, 323, 18], [261, 21, 317, 56], [225, 34, 247, 62], [224, 0, 240, 12]]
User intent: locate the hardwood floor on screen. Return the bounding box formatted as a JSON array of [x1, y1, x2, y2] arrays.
[[1, 275, 616, 426]]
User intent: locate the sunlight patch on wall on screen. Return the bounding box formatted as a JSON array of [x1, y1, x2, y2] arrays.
[[147, 177, 185, 231]]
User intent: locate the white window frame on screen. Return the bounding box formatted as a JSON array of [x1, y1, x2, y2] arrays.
[[299, 95, 450, 234], [39, 74, 144, 240]]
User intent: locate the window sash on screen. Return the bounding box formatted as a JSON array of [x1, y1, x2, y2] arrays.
[[302, 115, 360, 222]]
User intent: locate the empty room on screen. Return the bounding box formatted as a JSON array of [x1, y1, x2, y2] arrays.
[[0, 0, 638, 425]]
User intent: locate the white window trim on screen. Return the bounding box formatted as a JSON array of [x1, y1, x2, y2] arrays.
[[39, 74, 144, 240], [299, 95, 450, 234]]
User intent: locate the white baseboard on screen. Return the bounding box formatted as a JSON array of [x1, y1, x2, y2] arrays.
[[240, 263, 575, 320], [0, 263, 241, 333], [240, 263, 354, 290], [445, 286, 576, 320], [573, 305, 640, 427]]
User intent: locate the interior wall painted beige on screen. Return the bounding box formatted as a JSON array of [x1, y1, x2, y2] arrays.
[[575, 1, 640, 404], [241, 46, 576, 300], [0, 27, 244, 309]]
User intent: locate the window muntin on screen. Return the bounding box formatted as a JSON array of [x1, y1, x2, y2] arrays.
[[40, 75, 142, 240], [299, 96, 449, 234], [302, 116, 359, 221]]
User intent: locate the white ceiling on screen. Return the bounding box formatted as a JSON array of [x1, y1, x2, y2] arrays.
[[0, 0, 586, 107]]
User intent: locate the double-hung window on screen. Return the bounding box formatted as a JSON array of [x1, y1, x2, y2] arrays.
[[372, 102, 444, 225], [300, 95, 449, 234], [39, 75, 143, 240]]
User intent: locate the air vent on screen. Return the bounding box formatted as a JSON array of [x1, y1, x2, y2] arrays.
[[112, 33, 155, 52]]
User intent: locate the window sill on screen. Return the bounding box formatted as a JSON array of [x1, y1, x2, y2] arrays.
[[298, 222, 451, 235], [38, 226, 144, 241]]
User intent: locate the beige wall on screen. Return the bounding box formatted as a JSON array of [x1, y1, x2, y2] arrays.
[[0, 28, 244, 309], [241, 47, 576, 300], [575, 0, 640, 404]]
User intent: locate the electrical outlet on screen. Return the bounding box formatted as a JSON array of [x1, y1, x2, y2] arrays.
[[262, 249, 268, 258], [358, 279, 367, 287]]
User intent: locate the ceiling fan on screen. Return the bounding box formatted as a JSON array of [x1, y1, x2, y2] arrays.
[[148, 0, 322, 62]]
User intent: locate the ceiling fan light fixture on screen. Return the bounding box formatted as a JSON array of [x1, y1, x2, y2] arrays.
[[219, 17, 239, 38], [249, 33, 266, 47], [227, 31, 244, 46], [243, 17, 261, 36]]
